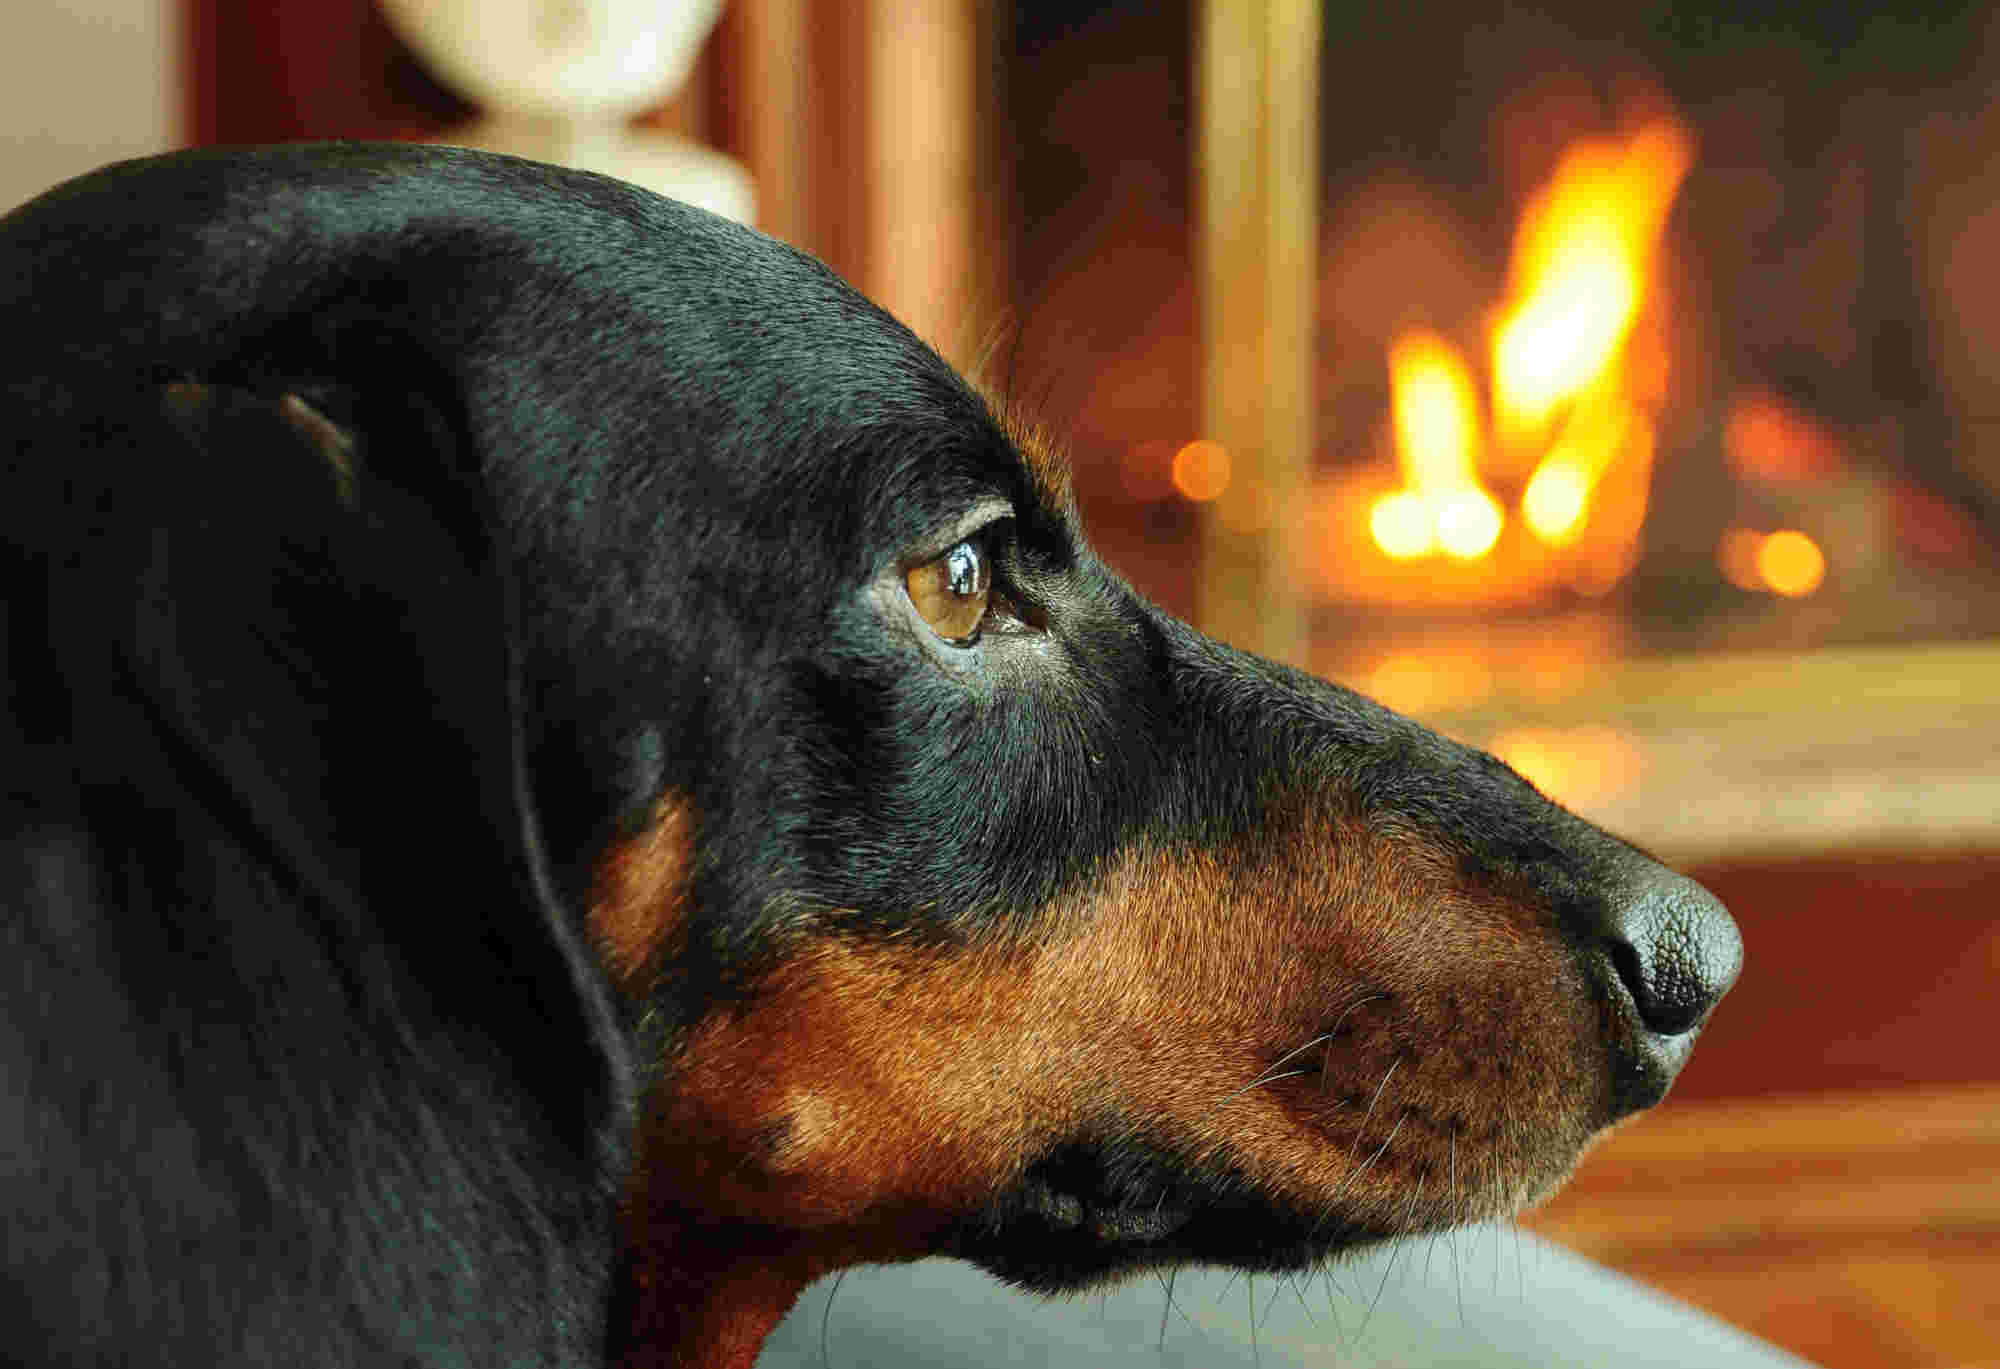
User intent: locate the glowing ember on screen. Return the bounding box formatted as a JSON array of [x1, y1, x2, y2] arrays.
[[1172, 438, 1230, 502], [1520, 397, 1636, 546], [1371, 331, 1504, 561], [1369, 490, 1435, 560], [1434, 489, 1503, 560], [1390, 331, 1482, 487], [1718, 526, 1827, 597], [1756, 529, 1826, 596]]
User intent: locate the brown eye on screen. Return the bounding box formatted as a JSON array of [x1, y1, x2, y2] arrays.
[[905, 539, 991, 643]]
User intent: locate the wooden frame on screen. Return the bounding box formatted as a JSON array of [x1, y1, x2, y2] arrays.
[[1193, 0, 1319, 663]]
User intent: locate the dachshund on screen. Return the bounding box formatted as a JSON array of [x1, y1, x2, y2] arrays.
[[0, 143, 1740, 1368]]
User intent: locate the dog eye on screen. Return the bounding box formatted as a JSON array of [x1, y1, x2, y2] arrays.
[[905, 539, 992, 644]]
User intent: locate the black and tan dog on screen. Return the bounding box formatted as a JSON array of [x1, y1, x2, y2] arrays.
[[0, 145, 1739, 1368]]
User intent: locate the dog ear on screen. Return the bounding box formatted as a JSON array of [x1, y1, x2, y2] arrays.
[[30, 382, 630, 1150]]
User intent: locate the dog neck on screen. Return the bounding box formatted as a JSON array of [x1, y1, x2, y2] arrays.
[[611, 1224, 818, 1369]]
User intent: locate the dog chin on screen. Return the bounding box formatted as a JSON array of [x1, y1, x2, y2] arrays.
[[942, 1152, 1401, 1294], [942, 1126, 1593, 1295], [948, 1193, 1402, 1295]]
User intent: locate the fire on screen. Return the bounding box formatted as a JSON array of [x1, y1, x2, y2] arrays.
[[1375, 332, 1502, 561], [1365, 116, 1692, 584], [1500, 120, 1689, 550], [1492, 122, 1692, 442], [1520, 393, 1634, 546]]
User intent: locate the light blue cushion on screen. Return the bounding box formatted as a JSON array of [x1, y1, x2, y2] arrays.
[[758, 1224, 1814, 1367]]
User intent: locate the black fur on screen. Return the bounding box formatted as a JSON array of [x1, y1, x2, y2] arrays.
[[1, 144, 1739, 1365]]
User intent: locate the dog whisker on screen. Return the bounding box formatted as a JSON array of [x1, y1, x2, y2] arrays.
[[1357, 1230, 1405, 1341], [1358, 1058, 1401, 1133], [1331, 1108, 1409, 1215], [1315, 992, 1387, 1093], [1450, 1130, 1467, 1324]]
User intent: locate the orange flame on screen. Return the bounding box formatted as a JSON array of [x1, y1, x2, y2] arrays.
[[1371, 331, 1503, 561], [1520, 391, 1634, 547], [1358, 112, 1692, 593], [1496, 119, 1691, 551], [1492, 121, 1692, 440]]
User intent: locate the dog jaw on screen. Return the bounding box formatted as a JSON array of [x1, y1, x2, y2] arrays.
[[603, 810, 1625, 1364]]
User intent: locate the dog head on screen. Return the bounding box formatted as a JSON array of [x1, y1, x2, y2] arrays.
[[2, 145, 1739, 1366]]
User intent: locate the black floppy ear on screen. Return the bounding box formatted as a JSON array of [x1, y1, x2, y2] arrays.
[[32, 382, 628, 1146]]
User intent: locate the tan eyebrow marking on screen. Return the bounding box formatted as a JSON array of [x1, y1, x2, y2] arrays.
[[278, 394, 359, 508], [977, 384, 1074, 513], [589, 795, 695, 995]]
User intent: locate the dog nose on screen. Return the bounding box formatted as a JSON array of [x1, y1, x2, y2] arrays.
[[1596, 867, 1742, 1114], [1607, 871, 1742, 1034]]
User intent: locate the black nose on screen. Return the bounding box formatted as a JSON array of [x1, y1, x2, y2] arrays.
[[1595, 868, 1742, 1117]]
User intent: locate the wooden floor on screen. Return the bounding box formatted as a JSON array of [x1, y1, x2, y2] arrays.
[[1522, 854, 2000, 1369], [1525, 1085, 2000, 1369]]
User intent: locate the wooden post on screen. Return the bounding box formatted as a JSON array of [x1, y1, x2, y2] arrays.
[[863, 0, 983, 365], [1194, 0, 1320, 665], [713, 0, 811, 250], [722, 0, 993, 371]]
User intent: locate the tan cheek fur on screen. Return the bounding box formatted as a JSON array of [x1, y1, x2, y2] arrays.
[[601, 807, 1609, 1369], [634, 813, 1602, 1243]]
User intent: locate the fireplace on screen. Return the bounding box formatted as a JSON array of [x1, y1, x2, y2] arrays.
[[1006, 1, 2000, 670], [1003, 2, 1999, 822]]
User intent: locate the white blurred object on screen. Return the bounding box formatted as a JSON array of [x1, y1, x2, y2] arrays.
[[380, 0, 753, 222]]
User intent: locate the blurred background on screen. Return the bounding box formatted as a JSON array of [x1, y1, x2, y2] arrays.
[[5, 3, 1995, 1365]]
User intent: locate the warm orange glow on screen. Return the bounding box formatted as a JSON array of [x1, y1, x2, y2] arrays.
[[1520, 397, 1636, 546], [1120, 439, 1177, 501], [1370, 330, 1503, 561], [1718, 526, 1827, 597], [1369, 490, 1434, 560], [1491, 120, 1692, 439], [1756, 529, 1825, 596], [1717, 527, 1764, 590], [1489, 724, 1645, 808], [1435, 488, 1503, 560], [1391, 332, 1483, 489], [1724, 391, 1845, 484], [1361, 649, 1496, 715], [1171, 439, 1230, 502], [1521, 458, 1590, 543]]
